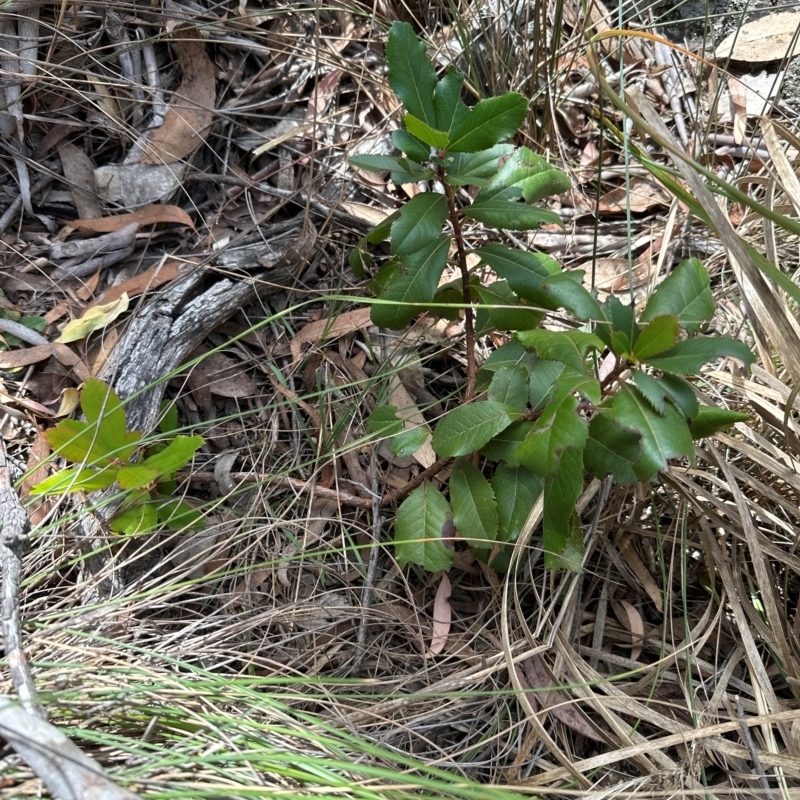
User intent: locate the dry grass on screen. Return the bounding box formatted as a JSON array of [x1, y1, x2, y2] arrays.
[[2, 0, 800, 798]]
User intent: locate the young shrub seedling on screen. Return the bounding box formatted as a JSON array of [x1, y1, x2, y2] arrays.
[[31, 377, 205, 535], [351, 23, 753, 571]]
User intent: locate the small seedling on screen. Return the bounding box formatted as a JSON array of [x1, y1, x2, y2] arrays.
[[352, 23, 753, 571], [31, 377, 205, 535]]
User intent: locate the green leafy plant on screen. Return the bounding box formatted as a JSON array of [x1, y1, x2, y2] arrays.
[[31, 377, 205, 535], [352, 22, 753, 572]]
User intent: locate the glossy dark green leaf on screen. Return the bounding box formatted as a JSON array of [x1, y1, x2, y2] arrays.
[[584, 411, 641, 484], [372, 236, 450, 329], [390, 193, 447, 256], [474, 243, 560, 300], [596, 295, 637, 350], [432, 400, 516, 457], [446, 145, 513, 187], [688, 405, 750, 438], [481, 340, 535, 374], [386, 22, 437, 128], [394, 483, 454, 572], [630, 369, 669, 414], [451, 459, 498, 552], [538, 273, 603, 321], [463, 197, 562, 230], [434, 66, 469, 135], [643, 336, 754, 375], [529, 359, 569, 410], [491, 465, 542, 543], [610, 384, 694, 480], [392, 129, 431, 161], [476, 281, 545, 332], [659, 373, 699, 418], [633, 315, 679, 360], [481, 146, 570, 203], [392, 426, 429, 457], [640, 258, 714, 334], [447, 92, 527, 153], [543, 446, 584, 571]]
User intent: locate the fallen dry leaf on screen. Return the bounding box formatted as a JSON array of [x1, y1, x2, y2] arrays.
[[57, 141, 102, 220], [68, 205, 195, 236], [0, 343, 89, 381], [429, 572, 452, 656], [611, 599, 645, 661], [189, 352, 258, 399], [728, 76, 748, 145], [387, 379, 436, 468], [290, 306, 373, 364], [305, 69, 344, 120], [139, 30, 215, 164], [715, 11, 800, 62], [56, 294, 129, 344], [597, 177, 671, 213], [93, 259, 186, 306], [20, 427, 52, 526]]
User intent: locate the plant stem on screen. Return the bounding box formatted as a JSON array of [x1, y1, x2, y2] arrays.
[[441, 176, 477, 402], [382, 457, 454, 506]]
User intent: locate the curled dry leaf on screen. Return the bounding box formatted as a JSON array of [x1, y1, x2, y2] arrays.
[[610, 599, 645, 661], [0, 343, 89, 381], [429, 572, 452, 656], [597, 177, 671, 213], [290, 306, 373, 364], [68, 205, 195, 236], [138, 30, 215, 165], [20, 427, 53, 526], [56, 294, 129, 344]]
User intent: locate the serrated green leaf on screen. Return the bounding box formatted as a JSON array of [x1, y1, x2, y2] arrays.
[[446, 145, 513, 187], [30, 465, 118, 495], [476, 281, 544, 332], [111, 502, 158, 535], [394, 483, 454, 572], [488, 365, 529, 411], [446, 92, 527, 153], [157, 498, 204, 530], [349, 154, 432, 185], [45, 420, 114, 466], [659, 373, 699, 418], [463, 197, 562, 230], [451, 459, 498, 552], [386, 22, 437, 128], [392, 426, 429, 457], [117, 464, 159, 490], [643, 336, 754, 375], [434, 66, 469, 135], [372, 236, 450, 329], [368, 405, 402, 437], [516, 376, 596, 476], [367, 259, 399, 295], [584, 412, 641, 484], [365, 210, 400, 245], [630, 369, 669, 414], [529, 359, 568, 410], [392, 129, 431, 161], [516, 329, 604, 373], [491, 465, 542, 543], [611, 384, 694, 480], [633, 315, 679, 360], [640, 258, 714, 333], [481, 340, 535, 374], [543, 446, 584, 571], [431, 282, 463, 321], [474, 243, 560, 300], [432, 400, 516, 457], [688, 405, 750, 438], [349, 244, 369, 278], [143, 435, 203, 476], [404, 114, 449, 150], [390, 193, 447, 256], [481, 146, 569, 202], [480, 420, 534, 465]]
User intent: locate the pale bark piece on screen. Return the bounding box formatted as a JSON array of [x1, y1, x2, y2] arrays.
[[715, 12, 800, 62], [68, 205, 194, 236], [138, 32, 215, 164], [0, 696, 141, 799], [429, 572, 452, 655], [50, 223, 139, 279], [57, 142, 102, 219], [95, 162, 187, 209]]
